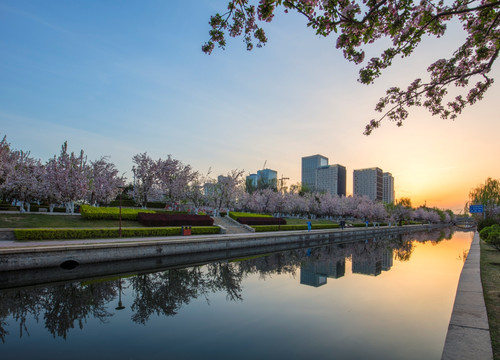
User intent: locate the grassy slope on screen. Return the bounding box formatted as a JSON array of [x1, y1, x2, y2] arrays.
[[0, 213, 144, 228], [480, 239, 500, 360]]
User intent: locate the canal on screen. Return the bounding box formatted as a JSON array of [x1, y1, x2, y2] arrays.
[[0, 228, 472, 359]]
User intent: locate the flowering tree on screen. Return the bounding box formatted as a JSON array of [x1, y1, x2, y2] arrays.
[[132, 153, 159, 208], [157, 155, 198, 208], [385, 197, 413, 225], [44, 142, 88, 213], [185, 170, 211, 212], [207, 170, 245, 213], [87, 157, 124, 206], [204, 0, 499, 134], [1, 151, 45, 212], [246, 188, 283, 214], [0, 136, 17, 201]]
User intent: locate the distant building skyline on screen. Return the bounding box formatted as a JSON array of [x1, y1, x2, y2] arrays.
[[316, 164, 347, 196], [301, 154, 328, 191], [383, 172, 395, 204], [246, 168, 278, 190], [301, 154, 346, 195], [353, 167, 384, 201]]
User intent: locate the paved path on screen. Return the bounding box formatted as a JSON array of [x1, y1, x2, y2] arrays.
[[212, 216, 253, 234], [442, 232, 493, 360]]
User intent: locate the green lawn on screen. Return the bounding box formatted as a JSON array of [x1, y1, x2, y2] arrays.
[[0, 213, 145, 228], [480, 239, 500, 360]]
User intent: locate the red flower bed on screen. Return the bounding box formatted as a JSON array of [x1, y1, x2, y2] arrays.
[[138, 213, 214, 227], [237, 217, 286, 225]]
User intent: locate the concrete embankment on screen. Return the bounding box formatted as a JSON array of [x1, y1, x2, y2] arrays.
[[0, 225, 438, 275], [441, 232, 493, 360]]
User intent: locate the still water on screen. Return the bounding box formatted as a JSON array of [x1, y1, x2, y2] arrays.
[[0, 229, 472, 360]]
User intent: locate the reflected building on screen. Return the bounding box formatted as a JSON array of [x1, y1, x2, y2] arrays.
[[382, 249, 394, 271], [352, 249, 393, 276], [352, 257, 383, 276], [300, 258, 345, 287]]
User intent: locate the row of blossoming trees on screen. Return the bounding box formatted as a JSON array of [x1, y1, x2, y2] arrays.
[[0, 136, 124, 213], [0, 134, 454, 224], [237, 189, 453, 224]]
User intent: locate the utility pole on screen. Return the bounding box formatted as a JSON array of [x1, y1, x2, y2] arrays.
[[278, 175, 289, 192]]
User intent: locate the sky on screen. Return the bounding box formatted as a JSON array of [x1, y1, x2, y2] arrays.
[[1, 1, 499, 213]]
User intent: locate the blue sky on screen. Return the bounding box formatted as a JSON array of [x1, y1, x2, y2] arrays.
[[1, 1, 499, 211]]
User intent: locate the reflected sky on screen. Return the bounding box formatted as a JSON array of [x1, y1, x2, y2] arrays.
[[0, 230, 473, 360]]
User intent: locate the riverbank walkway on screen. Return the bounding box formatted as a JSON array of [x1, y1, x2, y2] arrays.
[[442, 232, 493, 359]]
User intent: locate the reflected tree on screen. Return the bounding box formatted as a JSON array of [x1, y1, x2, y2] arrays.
[[43, 282, 115, 338], [129, 268, 206, 324], [0, 227, 455, 340]]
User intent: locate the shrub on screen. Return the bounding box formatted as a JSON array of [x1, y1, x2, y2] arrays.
[[0, 204, 19, 211], [137, 213, 214, 227], [480, 224, 498, 240], [477, 218, 500, 232], [80, 205, 155, 220], [228, 211, 272, 221], [480, 224, 500, 250], [252, 224, 340, 232], [237, 217, 286, 226], [14, 226, 220, 240], [146, 202, 167, 209], [154, 210, 188, 215], [108, 200, 137, 207]]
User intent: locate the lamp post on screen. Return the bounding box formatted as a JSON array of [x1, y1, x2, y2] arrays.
[[118, 186, 125, 238], [115, 279, 125, 311]]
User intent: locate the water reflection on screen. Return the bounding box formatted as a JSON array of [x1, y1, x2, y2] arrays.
[[0, 228, 456, 344]]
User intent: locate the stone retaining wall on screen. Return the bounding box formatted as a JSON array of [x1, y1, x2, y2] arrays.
[[0, 225, 440, 273]]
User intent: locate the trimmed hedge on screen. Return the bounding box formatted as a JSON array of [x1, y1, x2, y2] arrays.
[[145, 202, 167, 209], [252, 224, 340, 232], [0, 204, 19, 211], [350, 222, 389, 227], [80, 205, 155, 220], [14, 226, 220, 241], [237, 217, 286, 226], [137, 213, 214, 227], [108, 200, 137, 207], [228, 212, 272, 221]]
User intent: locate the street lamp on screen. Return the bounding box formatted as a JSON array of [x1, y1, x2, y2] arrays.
[[115, 279, 126, 311], [118, 185, 125, 238]]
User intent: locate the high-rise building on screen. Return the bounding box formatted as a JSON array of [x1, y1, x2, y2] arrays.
[[316, 164, 346, 196], [257, 168, 278, 189], [301, 154, 328, 191], [246, 174, 258, 188], [383, 172, 395, 204], [246, 168, 278, 191], [353, 167, 383, 201]]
